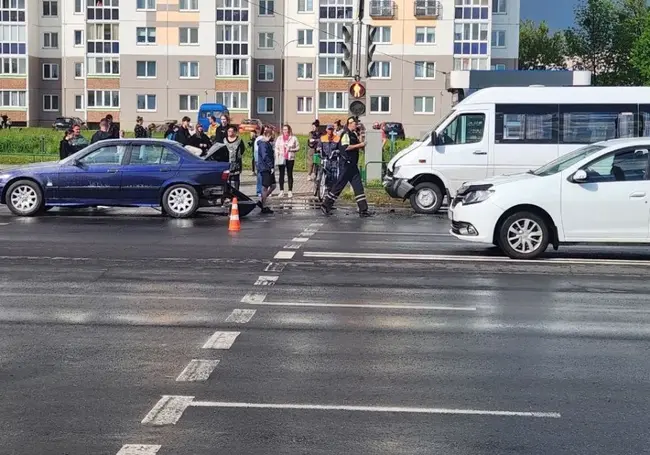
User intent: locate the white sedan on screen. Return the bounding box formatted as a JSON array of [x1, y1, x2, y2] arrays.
[[449, 138, 650, 259]]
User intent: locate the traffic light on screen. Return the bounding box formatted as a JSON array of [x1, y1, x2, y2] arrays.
[[341, 24, 354, 77], [366, 25, 377, 78]]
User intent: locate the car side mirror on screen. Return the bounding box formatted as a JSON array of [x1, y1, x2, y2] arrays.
[[72, 159, 82, 167], [572, 169, 588, 183], [431, 134, 438, 146]]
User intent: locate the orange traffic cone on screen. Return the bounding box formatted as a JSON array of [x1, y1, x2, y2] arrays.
[[228, 197, 241, 232]]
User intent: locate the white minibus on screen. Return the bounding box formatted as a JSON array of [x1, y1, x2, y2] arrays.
[[383, 86, 650, 213]]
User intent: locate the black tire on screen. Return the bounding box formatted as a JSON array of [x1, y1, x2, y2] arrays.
[[497, 211, 550, 260], [409, 182, 443, 214], [5, 179, 44, 216], [161, 184, 199, 219]]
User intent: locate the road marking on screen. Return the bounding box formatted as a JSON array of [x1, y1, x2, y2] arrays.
[[225, 309, 256, 323], [141, 396, 194, 426], [241, 292, 267, 304], [283, 243, 303, 249], [274, 251, 295, 259], [254, 275, 279, 286], [202, 331, 240, 349], [309, 223, 324, 227], [265, 262, 286, 272], [303, 251, 650, 267], [300, 229, 318, 236], [190, 401, 560, 418], [317, 230, 450, 237], [292, 237, 310, 242], [116, 445, 162, 455], [246, 300, 475, 311], [176, 360, 220, 382], [0, 223, 9, 226]]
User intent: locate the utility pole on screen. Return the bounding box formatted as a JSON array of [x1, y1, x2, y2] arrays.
[[355, 0, 365, 78]]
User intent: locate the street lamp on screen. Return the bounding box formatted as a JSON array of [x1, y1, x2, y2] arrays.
[[272, 38, 299, 129]]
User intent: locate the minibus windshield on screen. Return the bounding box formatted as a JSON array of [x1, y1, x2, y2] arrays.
[[419, 111, 455, 142]]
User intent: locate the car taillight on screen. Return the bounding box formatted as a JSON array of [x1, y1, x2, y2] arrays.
[[221, 170, 230, 181]]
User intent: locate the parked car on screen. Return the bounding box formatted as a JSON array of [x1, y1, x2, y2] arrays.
[[0, 139, 256, 219], [381, 122, 405, 140], [238, 118, 263, 135], [448, 138, 650, 259], [52, 117, 86, 131]]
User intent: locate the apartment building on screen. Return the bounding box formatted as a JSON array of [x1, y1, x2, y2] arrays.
[[0, 0, 519, 135]]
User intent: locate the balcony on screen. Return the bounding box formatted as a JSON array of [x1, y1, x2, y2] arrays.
[[369, 0, 396, 18], [414, 0, 441, 18]]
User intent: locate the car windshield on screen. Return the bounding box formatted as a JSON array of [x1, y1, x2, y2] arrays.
[[532, 144, 606, 177], [419, 111, 455, 142]]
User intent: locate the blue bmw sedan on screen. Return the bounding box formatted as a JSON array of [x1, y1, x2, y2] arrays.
[[0, 139, 254, 219]]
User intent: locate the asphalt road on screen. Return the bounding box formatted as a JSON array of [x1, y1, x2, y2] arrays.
[[0, 205, 649, 455]]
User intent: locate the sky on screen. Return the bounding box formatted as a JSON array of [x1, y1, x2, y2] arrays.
[[521, 0, 578, 30]]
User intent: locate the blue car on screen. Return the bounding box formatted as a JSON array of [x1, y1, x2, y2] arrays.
[[0, 138, 256, 219]]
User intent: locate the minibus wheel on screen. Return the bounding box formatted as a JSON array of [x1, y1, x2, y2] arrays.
[[409, 182, 443, 214]]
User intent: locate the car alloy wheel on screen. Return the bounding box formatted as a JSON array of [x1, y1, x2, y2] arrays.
[[506, 218, 544, 254], [10, 184, 39, 214], [167, 187, 195, 216]]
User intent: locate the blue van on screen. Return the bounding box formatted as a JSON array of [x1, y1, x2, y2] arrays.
[[197, 103, 229, 130]]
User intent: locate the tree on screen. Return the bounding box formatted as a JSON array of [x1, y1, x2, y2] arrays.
[[518, 20, 567, 70], [631, 14, 650, 84], [617, 0, 650, 85]]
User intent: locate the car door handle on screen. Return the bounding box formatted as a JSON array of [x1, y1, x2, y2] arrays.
[[473, 150, 487, 155], [159, 168, 171, 172], [106, 169, 119, 173], [630, 191, 646, 198]]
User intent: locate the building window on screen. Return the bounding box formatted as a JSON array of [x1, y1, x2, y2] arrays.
[[179, 94, 199, 111], [216, 0, 249, 22], [368, 61, 390, 79], [492, 0, 506, 14], [319, 92, 347, 110], [74, 0, 83, 13], [179, 0, 198, 10], [415, 26, 435, 44], [0, 25, 27, 55], [43, 32, 59, 49], [257, 64, 274, 82], [259, 0, 274, 15], [319, 21, 348, 54], [179, 27, 199, 45], [42, 63, 59, 80], [374, 26, 391, 44], [136, 61, 157, 78], [42, 0, 58, 17], [0, 57, 26, 75], [136, 0, 156, 10], [298, 0, 313, 12], [414, 96, 435, 114], [87, 24, 120, 54], [137, 94, 157, 111], [319, 0, 353, 19], [0, 0, 26, 23], [453, 57, 489, 70], [43, 94, 59, 112], [454, 23, 488, 55], [258, 32, 274, 49], [216, 58, 249, 76], [179, 61, 199, 78], [87, 90, 120, 108], [88, 56, 120, 75], [216, 24, 249, 55], [298, 29, 313, 46], [216, 91, 248, 110], [86, 0, 119, 21], [414, 61, 436, 79], [319, 57, 343, 76], [75, 95, 84, 110], [137, 27, 156, 45], [492, 30, 506, 48], [370, 96, 390, 114], [491, 63, 506, 70], [74, 62, 83, 78], [297, 96, 313, 113], [256, 96, 274, 114], [454, 0, 489, 20], [297, 62, 313, 79], [74, 30, 83, 46], [0, 90, 27, 108]]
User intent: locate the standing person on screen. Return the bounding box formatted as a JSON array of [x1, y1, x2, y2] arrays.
[[69, 124, 89, 151], [307, 120, 320, 181], [274, 124, 300, 198], [59, 129, 76, 160], [189, 123, 211, 154], [334, 119, 344, 137], [105, 114, 120, 138], [175, 116, 192, 146], [207, 115, 219, 140], [134, 116, 149, 138], [253, 130, 265, 197], [91, 119, 112, 144], [249, 130, 258, 176], [0, 114, 7, 129], [224, 126, 245, 190], [214, 114, 230, 144], [256, 126, 276, 214], [321, 116, 373, 217]]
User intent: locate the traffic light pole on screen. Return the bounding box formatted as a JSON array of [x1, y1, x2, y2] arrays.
[[355, 0, 364, 79]]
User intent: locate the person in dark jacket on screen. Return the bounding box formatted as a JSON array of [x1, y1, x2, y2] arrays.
[[134, 116, 149, 138], [91, 119, 113, 144], [224, 125, 245, 190], [175, 116, 192, 146], [59, 129, 76, 160], [189, 123, 211, 154], [256, 126, 276, 214], [213, 114, 230, 144], [105, 114, 120, 138], [307, 120, 320, 180]]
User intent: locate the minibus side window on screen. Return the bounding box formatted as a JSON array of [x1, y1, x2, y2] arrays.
[[439, 113, 485, 145]]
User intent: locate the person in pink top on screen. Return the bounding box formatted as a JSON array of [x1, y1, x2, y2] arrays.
[[274, 124, 300, 198]]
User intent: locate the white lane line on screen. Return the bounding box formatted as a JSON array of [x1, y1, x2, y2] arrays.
[[292, 237, 310, 242], [254, 275, 279, 286], [265, 262, 286, 272], [246, 300, 475, 311], [176, 360, 220, 382], [190, 401, 560, 418], [116, 444, 162, 455], [141, 395, 194, 426], [274, 251, 295, 259], [303, 251, 650, 267], [0, 223, 9, 226], [309, 223, 324, 227], [225, 309, 257, 323], [317, 230, 450, 237], [202, 331, 240, 349], [241, 292, 267, 304]]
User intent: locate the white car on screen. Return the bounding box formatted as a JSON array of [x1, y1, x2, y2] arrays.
[[448, 138, 650, 259]]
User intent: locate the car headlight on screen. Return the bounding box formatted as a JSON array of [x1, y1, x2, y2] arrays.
[[463, 189, 494, 205], [392, 165, 400, 177]]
